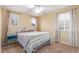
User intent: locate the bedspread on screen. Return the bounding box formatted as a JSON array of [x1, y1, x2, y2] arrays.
[[17, 32, 50, 53]]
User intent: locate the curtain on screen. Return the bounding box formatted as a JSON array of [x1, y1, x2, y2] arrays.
[[72, 8, 79, 47], [1, 9, 9, 45]]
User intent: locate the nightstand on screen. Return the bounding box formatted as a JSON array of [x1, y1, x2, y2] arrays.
[[7, 34, 17, 44]]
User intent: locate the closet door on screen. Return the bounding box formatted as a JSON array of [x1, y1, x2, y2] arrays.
[[73, 8, 79, 47], [57, 11, 73, 46], [77, 9, 79, 47]]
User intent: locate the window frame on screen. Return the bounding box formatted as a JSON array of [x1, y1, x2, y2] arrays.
[[57, 11, 72, 31]]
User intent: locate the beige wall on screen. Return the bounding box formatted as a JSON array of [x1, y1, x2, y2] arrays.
[[37, 13, 56, 42], [8, 13, 32, 35], [1, 7, 32, 45]]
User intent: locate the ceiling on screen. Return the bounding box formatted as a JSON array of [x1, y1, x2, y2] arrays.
[[3, 5, 70, 16]]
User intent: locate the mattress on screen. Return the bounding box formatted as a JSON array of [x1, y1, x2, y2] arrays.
[[17, 32, 50, 53]]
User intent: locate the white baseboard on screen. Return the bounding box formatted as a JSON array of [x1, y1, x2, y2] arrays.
[[59, 41, 73, 46]]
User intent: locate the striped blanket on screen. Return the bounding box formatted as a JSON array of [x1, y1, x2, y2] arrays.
[[17, 32, 50, 53]]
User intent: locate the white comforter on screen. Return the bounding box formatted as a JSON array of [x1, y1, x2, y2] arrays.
[[17, 32, 50, 53]]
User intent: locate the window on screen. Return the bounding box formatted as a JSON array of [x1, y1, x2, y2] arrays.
[[57, 12, 72, 30], [31, 17, 37, 30]]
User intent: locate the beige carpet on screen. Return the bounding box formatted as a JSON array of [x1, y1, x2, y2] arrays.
[[2, 43, 23, 53], [2, 42, 79, 53], [37, 42, 79, 53]]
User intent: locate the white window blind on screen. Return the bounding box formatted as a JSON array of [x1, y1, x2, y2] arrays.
[[57, 11, 72, 30], [31, 17, 36, 27], [31, 17, 37, 30]]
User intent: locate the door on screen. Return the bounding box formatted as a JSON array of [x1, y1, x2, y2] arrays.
[[57, 11, 73, 46]]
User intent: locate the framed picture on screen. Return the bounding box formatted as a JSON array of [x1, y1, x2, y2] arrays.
[[9, 13, 19, 26]]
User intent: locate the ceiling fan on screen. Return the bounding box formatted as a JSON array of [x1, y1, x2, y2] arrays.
[[27, 5, 45, 13]]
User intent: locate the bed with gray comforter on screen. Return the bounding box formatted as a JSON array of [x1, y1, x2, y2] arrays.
[[17, 32, 50, 53]]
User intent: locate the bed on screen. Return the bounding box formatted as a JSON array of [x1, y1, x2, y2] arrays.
[[17, 31, 50, 53]]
